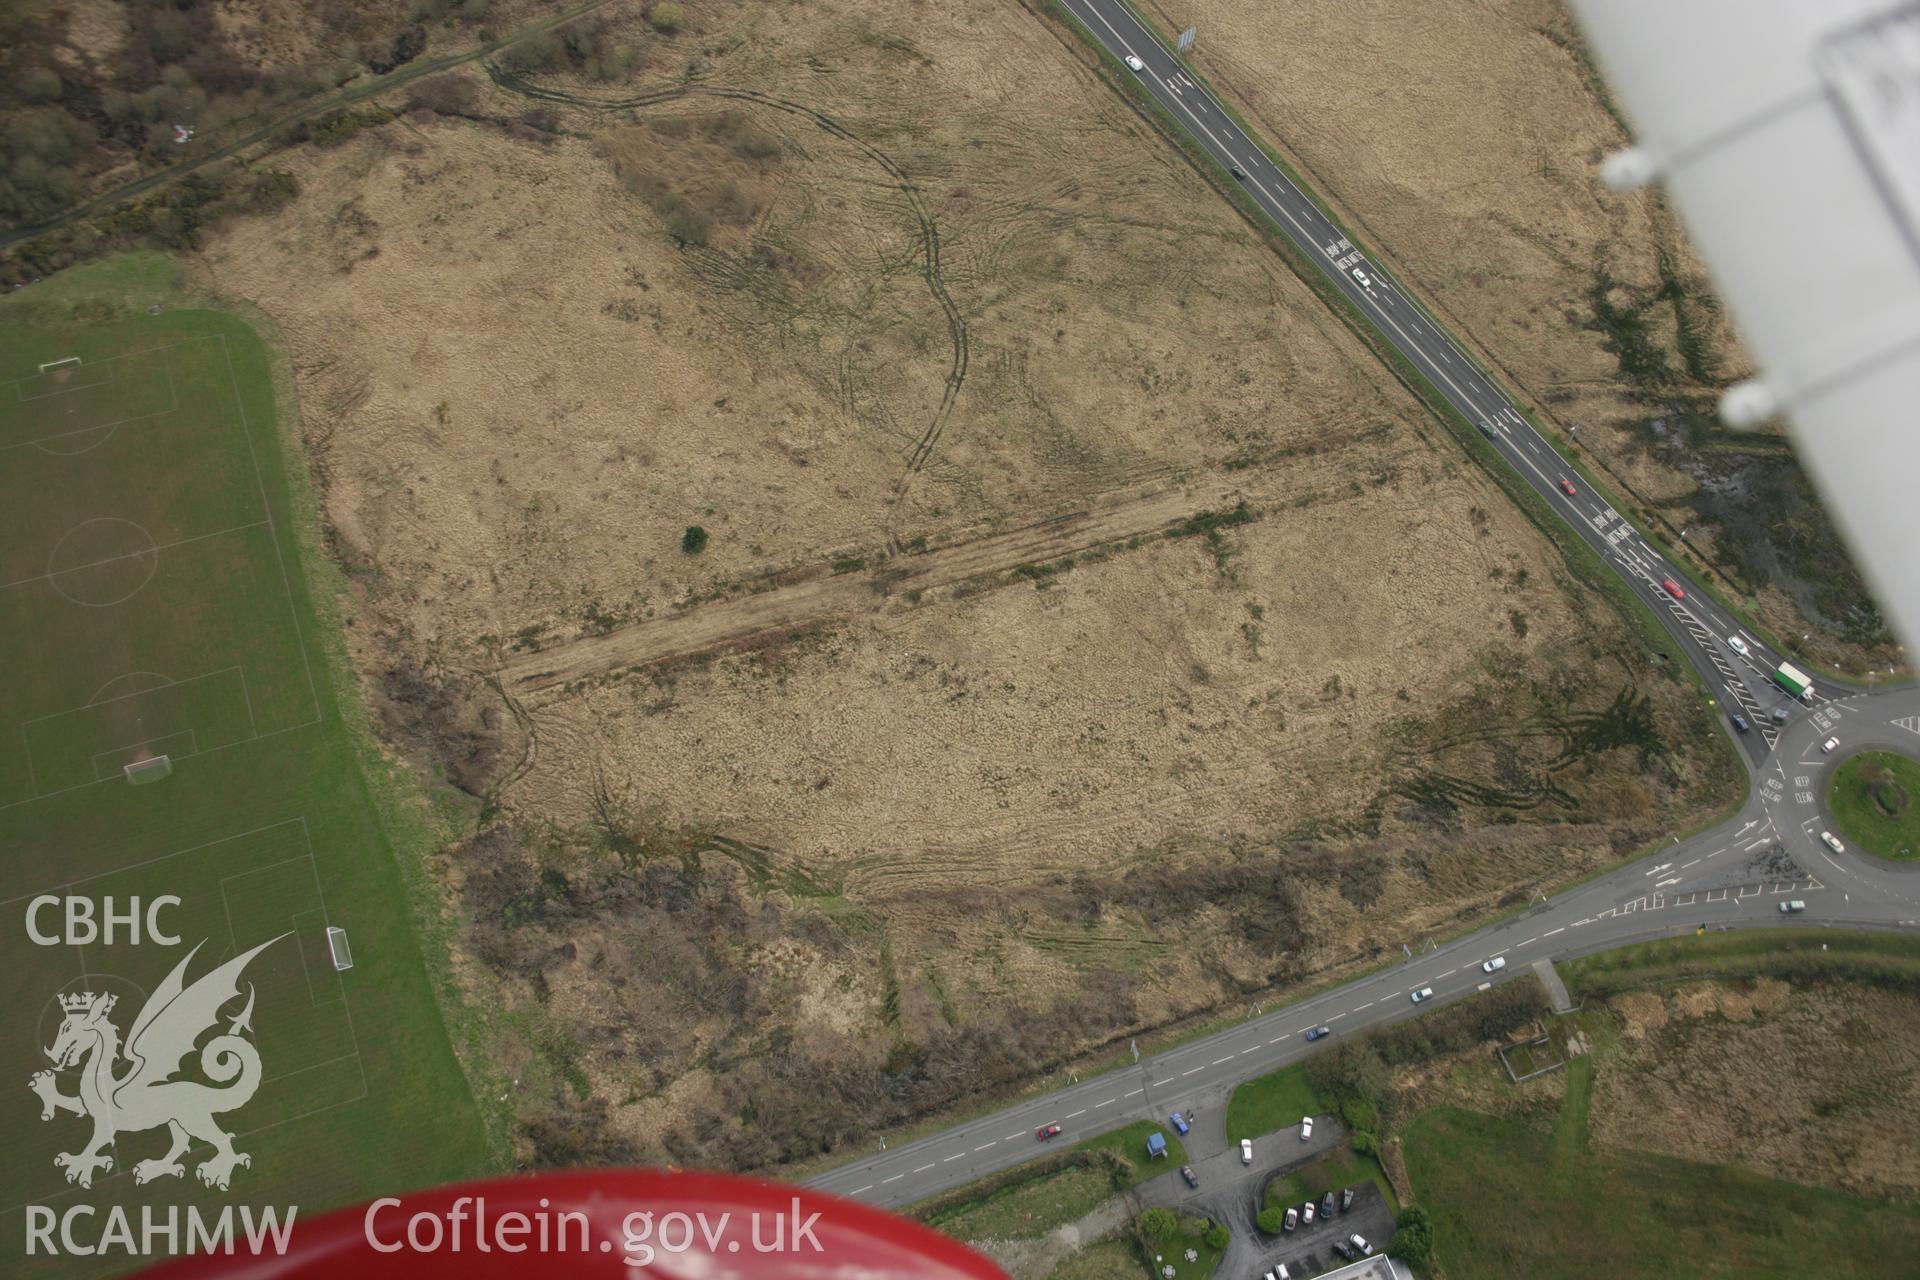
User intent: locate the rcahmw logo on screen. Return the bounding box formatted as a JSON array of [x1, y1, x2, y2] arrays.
[[26, 933, 299, 1258]]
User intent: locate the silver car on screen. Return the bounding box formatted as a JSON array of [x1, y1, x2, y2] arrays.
[[1351, 266, 1372, 288]]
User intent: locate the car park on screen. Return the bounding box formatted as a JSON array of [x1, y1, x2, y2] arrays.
[[1411, 985, 1434, 1003], [1283, 1207, 1298, 1232], [1727, 635, 1750, 657], [1483, 956, 1506, 973], [1305, 1025, 1331, 1041], [1351, 267, 1372, 288], [1780, 900, 1806, 913], [1124, 54, 1145, 72], [1821, 831, 1846, 855], [1730, 713, 1750, 734], [1662, 578, 1686, 600], [1241, 1138, 1254, 1164], [1300, 1115, 1313, 1140], [1823, 736, 1840, 753], [1351, 1233, 1372, 1255], [1558, 478, 1577, 496], [1170, 1111, 1189, 1135], [1035, 1124, 1061, 1141], [1180, 1165, 1199, 1189]]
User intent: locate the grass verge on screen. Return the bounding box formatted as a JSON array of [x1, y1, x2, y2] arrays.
[[1562, 930, 1920, 998], [1078, 1121, 1188, 1185], [1225, 1063, 1321, 1145]]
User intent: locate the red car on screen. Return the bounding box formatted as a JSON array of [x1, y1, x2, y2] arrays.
[[1036, 1124, 1062, 1141], [1662, 578, 1685, 600], [1558, 478, 1577, 496]]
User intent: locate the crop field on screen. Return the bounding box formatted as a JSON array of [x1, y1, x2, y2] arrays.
[[0, 283, 488, 1272]]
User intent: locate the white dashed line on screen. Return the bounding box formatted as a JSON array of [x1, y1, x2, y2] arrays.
[[977, 1143, 998, 1152], [1269, 1035, 1290, 1044], [882, 1175, 903, 1184], [1241, 1046, 1259, 1055], [1067, 1110, 1085, 1119], [1435, 968, 1456, 977], [1545, 927, 1565, 937], [1520, 937, 1537, 946], [1356, 1001, 1374, 1010], [1095, 1099, 1115, 1108], [851, 1185, 872, 1195], [1213, 1056, 1234, 1065], [1126, 1090, 1144, 1098], [1328, 1012, 1349, 1021], [1184, 1067, 1205, 1077], [914, 1164, 934, 1173], [944, 1153, 963, 1162]]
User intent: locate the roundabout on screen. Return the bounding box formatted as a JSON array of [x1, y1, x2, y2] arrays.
[[1827, 750, 1920, 862]]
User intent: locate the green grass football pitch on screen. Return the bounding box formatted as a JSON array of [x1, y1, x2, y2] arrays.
[[0, 290, 492, 1270]]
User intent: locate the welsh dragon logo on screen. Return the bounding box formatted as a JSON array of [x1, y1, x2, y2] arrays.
[[30, 934, 285, 1192]]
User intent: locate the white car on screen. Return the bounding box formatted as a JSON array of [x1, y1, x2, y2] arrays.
[[1411, 986, 1434, 1003], [1780, 900, 1806, 913], [1726, 635, 1750, 658], [1821, 831, 1846, 855], [1302, 1202, 1315, 1226], [1822, 736, 1840, 753], [1241, 1137, 1253, 1164], [1351, 266, 1372, 288], [1300, 1115, 1313, 1140], [1277, 1267, 1291, 1280], [1123, 54, 1145, 72], [1350, 1234, 1372, 1256], [1483, 956, 1506, 973]]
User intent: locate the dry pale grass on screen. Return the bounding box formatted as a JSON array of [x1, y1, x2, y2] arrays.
[[1590, 981, 1920, 1199], [190, 0, 1735, 1164], [1153, 0, 1894, 665]]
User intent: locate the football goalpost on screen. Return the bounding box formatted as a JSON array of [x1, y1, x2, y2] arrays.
[[38, 356, 81, 374], [326, 926, 354, 972], [123, 754, 172, 785]]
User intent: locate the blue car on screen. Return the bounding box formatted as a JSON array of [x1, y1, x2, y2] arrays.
[[1170, 1111, 1190, 1135], [1305, 1025, 1331, 1042]]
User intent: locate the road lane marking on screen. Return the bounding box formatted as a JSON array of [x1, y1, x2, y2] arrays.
[[978, 1143, 999, 1151], [1520, 937, 1537, 946], [1003, 1133, 1022, 1141], [1682, 858, 1700, 868], [1356, 1001, 1374, 1010], [1435, 968, 1455, 977], [1096, 1099, 1116, 1107], [1242, 1046, 1260, 1055], [1067, 1110, 1086, 1119], [883, 1175, 903, 1184], [851, 1185, 872, 1195], [1126, 1089, 1143, 1098], [914, 1164, 934, 1173], [1184, 1067, 1205, 1076], [1545, 927, 1565, 936], [944, 1153, 964, 1162], [1213, 1056, 1234, 1065], [1328, 1012, 1349, 1020]]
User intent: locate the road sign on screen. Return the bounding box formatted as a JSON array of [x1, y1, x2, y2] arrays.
[[1177, 27, 1197, 52]]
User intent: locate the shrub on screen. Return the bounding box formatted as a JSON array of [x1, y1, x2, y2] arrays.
[[1350, 1128, 1378, 1157], [1393, 1206, 1433, 1265], [681, 526, 708, 555], [648, 3, 686, 34], [1202, 1225, 1229, 1250], [1138, 1207, 1177, 1240], [1256, 1207, 1286, 1235], [1340, 1096, 1379, 1134]]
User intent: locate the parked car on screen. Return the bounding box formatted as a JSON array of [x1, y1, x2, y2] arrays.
[[1302, 1202, 1314, 1226], [1821, 831, 1846, 855], [1780, 900, 1807, 913], [1276, 1267, 1290, 1280], [1180, 1165, 1199, 1189], [1558, 478, 1577, 496], [1727, 635, 1750, 658], [1035, 1124, 1061, 1141], [1283, 1207, 1298, 1233], [1351, 1233, 1373, 1256], [1340, 1187, 1354, 1212], [1730, 713, 1750, 734], [1300, 1115, 1313, 1141], [1170, 1111, 1190, 1135], [1321, 1192, 1337, 1219], [1662, 577, 1686, 600], [1331, 1240, 1353, 1261], [1264, 1272, 1276, 1280], [1823, 736, 1841, 753], [1305, 1025, 1331, 1041], [1483, 955, 1506, 973], [1241, 1138, 1253, 1164], [1123, 54, 1145, 72], [1411, 985, 1434, 1003]]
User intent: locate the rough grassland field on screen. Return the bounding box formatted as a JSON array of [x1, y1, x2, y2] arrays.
[[0, 260, 489, 1275], [186, 0, 1735, 1170]]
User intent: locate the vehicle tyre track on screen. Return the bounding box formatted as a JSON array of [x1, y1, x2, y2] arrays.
[[483, 66, 967, 549]]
